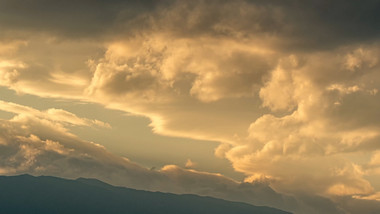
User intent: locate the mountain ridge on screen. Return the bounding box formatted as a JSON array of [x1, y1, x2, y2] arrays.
[[0, 174, 292, 214]]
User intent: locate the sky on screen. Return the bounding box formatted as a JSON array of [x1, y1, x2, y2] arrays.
[[0, 0, 380, 213]]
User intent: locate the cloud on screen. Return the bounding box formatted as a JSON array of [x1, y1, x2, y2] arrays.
[[0, 106, 296, 212], [83, 36, 380, 200], [0, 59, 24, 86], [0, 108, 372, 214], [0, 0, 379, 46], [0, 0, 160, 39], [87, 35, 276, 103], [185, 159, 196, 169], [223, 45, 380, 196], [0, 37, 98, 99], [1, 0, 380, 213], [0, 100, 110, 128]]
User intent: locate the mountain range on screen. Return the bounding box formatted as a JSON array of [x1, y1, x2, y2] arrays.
[[0, 174, 291, 214]]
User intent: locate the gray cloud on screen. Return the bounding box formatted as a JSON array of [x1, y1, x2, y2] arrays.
[[0, 0, 160, 39], [1, 0, 379, 48]]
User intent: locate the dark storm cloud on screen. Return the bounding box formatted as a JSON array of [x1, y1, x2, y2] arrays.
[[0, 0, 161, 39], [268, 0, 380, 49], [1, 0, 379, 48]]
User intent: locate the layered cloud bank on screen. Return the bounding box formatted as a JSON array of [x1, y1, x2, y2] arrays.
[[0, 102, 304, 213], [0, 101, 377, 214], [1, 0, 380, 213]]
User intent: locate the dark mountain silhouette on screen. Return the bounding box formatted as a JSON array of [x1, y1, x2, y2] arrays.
[[0, 174, 292, 214]]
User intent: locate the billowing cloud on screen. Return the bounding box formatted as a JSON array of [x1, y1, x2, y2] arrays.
[[225, 45, 380, 195], [83, 35, 380, 199]]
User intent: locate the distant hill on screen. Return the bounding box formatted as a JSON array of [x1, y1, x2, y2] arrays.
[[0, 174, 292, 214]]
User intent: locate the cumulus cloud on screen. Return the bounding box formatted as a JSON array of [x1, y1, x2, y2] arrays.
[[82, 34, 380, 200], [224, 45, 380, 195]]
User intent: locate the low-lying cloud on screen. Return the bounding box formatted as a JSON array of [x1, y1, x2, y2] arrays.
[[2, 103, 379, 214]]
